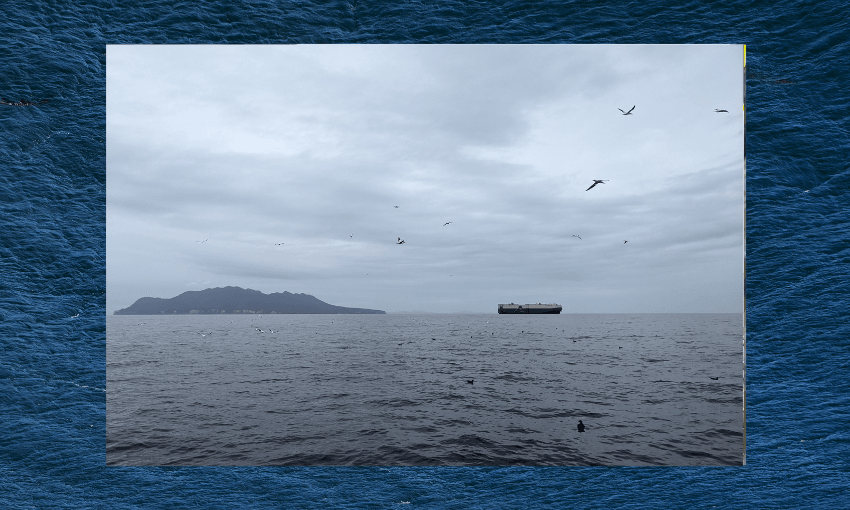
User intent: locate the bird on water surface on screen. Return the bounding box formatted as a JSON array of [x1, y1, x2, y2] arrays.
[[578, 420, 585, 432], [586, 180, 608, 191], [466, 379, 474, 385]]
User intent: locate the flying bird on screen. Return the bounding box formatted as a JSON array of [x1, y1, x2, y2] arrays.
[[350, 234, 353, 238], [710, 377, 719, 380], [586, 180, 608, 191], [397, 237, 405, 244], [572, 234, 582, 240], [275, 242, 284, 245], [443, 222, 452, 226], [618, 106, 635, 115], [715, 109, 729, 112], [393, 205, 399, 208], [624, 240, 628, 244], [197, 239, 208, 243]]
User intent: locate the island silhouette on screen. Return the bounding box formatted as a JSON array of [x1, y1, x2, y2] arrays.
[[113, 286, 386, 315]]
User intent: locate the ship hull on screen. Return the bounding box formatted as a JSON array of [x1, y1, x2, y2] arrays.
[[498, 303, 562, 314]]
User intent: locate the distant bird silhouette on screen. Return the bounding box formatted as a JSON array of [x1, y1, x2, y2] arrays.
[[70, 313, 79, 318], [443, 222, 452, 226], [466, 379, 474, 384], [618, 105, 635, 115], [710, 377, 719, 380], [350, 234, 353, 238], [572, 234, 582, 240], [577, 420, 585, 432], [624, 240, 628, 244], [715, 109, 729, 112], [586, 180, 608, 191], [197, 239, 208, 243], [619, 346, 622, 349], [393, 205, 399, 208], [275, 242, 284, 245], [397, 237, 405, 244]]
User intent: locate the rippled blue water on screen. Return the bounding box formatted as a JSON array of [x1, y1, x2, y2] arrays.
[[3, 0, 849, 508]]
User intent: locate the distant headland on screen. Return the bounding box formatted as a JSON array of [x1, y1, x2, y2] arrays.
[[112, 286, 386, 315]]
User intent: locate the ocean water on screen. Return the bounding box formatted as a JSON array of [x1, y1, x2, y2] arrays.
[[107, 314, 742, 466], [4, 0, 850, 508]]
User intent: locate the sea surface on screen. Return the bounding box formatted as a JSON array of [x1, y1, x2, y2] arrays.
[[3, 0, 850, 508], [107, 314, 742, 466]]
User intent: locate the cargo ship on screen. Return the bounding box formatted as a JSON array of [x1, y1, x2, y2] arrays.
[[498, 303, 562, 314]]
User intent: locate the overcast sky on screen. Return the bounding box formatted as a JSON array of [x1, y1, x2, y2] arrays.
[[106, 44, 743, 314]]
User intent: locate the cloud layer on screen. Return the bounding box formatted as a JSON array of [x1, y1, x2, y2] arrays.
[[107, 44, 744, 313]]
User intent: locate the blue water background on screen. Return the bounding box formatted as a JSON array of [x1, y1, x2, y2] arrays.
[[2, 1, 849, 508]]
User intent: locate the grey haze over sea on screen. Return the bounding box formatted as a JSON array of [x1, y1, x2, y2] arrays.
[[107, 313, 742, 466]]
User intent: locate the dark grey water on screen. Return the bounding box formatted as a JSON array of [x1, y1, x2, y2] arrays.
[[106, 313, 743, 466]]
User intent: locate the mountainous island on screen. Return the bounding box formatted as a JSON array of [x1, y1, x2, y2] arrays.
[[112, 286, 386, 315]]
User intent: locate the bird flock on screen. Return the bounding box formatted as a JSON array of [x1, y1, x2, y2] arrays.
[[568, 105, 730, 246], [192, 104, 732, 264]]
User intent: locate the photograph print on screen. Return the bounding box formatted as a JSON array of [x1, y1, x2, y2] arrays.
[[106, 44, 744, 466]]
